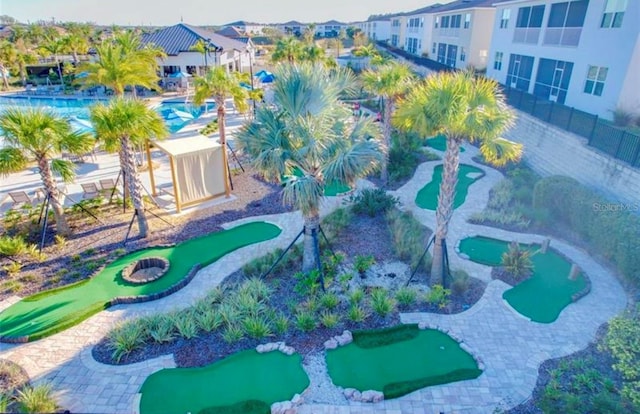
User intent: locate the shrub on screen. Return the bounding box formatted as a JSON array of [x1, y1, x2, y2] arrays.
[[221, 324, 244, 343], [15, 383, 57, 414], [218, 303, 242, 327], [395, 287, 418, 307], [294, 270, 321, 296], [321, 207, 352, 239], [388, 131, 424, 182], [386, 209, 432, 271], [144, 314, 175, 343], [0, 394, 7, 413], [349, 287, 365, 305], [0, 235, 29, 257], [533, 176, 640, 287], [238, 277, 272, 301], [347, 304, 368, 323], [205, 287, 224, 305], [242, 315, 273, 339], [338, 272, 353, 292], [322, 252, 345, 281], [604, 312, 640, 406], [196, 308, 224, 333], [228, 290, 266, 317], [449, 270, 471, 296], [612, 107, 635, 127], [320, 311, 340, 329], [370, 288, 396, 316], [426, 285, 451, 309], [273, 312, 289, 335], [3, 262, 22, 277], [295, 310, 317, 332], [108, 320, 148, 362], [353, 254, 375, 275], [349, 188, 399, 217], [501, 242, 534, 281], [170, 311, 200, 339], [319, 292, 340, 310]]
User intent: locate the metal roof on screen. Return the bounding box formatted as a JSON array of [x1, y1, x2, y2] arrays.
[[140, 23, 247, 56]]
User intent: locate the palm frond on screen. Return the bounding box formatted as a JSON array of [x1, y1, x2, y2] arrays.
[[282, 174, 324, 216], [0, 147, 28, 175], [50, 158, 77, 183]]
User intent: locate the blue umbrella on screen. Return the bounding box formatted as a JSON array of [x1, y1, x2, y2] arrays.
[[254, 70, 269, 78], [159, 107, 195, 121], [68, 116, 94, 134], [258, 73, 275, 83], [168, 72, 191, 78]]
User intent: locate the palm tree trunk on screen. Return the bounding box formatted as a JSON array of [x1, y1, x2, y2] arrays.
[[37, 156, 70, 236], [0, 64, 9, 90], [121, 135, 149, 238], [302, 211, 320, 273], [381, 97, 393, 184], [430, 136, 461, 286], [217, 99, 231, 197], [55, 57, 64, 87]]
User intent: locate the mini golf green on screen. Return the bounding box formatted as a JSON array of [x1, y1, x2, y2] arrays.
[[139, 349, 309, 414], [0, 222, 281, 342], [424, 135, 466, 153], [415, 164, 484, 211], [459, 236, 588, 323], [326, 324, 482, 399]]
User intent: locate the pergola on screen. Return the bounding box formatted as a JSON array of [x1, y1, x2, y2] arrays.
[[149, 135, 226, 213]]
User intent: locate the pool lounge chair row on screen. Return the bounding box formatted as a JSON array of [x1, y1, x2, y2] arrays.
[[5, 179, 119, 207]]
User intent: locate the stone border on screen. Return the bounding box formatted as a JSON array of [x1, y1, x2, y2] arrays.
[[323, 330, 353, 350], [121, 257, 170, 285], [110, 264, 201, 305], [255, 341, 295, 356], [418, 322, 485, 371]]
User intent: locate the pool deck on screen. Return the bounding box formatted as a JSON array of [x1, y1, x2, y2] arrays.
[[0, 111, 628, 413]]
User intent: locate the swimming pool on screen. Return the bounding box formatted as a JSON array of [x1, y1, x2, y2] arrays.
[[0, 96, 215, 134]]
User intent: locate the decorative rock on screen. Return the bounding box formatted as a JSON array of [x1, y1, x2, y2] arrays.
[[291, 393, 303, 405], [352, 390, 361, 401], [324, 338, 338, 349], [418, 322, 428, 330], [335, 330, 353, 346], [361, 390, 384, 402], [282, 346, 295, 355], [569, 264, 580, 281], [256, 344, 267, 353], [270, 401, 293, 414], [343, 388, 357, 399], [459, 253, 470, 260]]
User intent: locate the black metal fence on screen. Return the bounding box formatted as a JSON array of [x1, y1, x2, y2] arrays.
[[376, 41, 454, 73], [504, 87, 640, 168]]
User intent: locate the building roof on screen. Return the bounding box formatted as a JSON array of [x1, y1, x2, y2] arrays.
[[318, 20, 347, 25], [223, 20, 262, 27], [140, 23, 247, 56], [280, 20, 305, 26], [216, 26, 245, 38], [432, 0, 510, 13]]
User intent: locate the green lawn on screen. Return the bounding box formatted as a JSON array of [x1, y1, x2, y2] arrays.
[[139, 349, 309, 414], [424, 135, 466, 153], [326, 324, 481, 399], [458, 236, 588, 323], [415, 164, 484, 211], [0, 222, 281, 342]]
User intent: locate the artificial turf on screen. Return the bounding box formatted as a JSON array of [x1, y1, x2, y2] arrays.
[[0, 222, 281, 341], [415, 164, 484, 211], [458, 236, 588, 323], [326, 324, 481, 398], [424, 135, 466, 153], [139, 349, 309, 414]]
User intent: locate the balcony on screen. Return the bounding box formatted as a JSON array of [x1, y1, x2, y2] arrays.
[[543, 27, 582, 47], [439, 27, 460, 37], [513, 28, 541, 45]]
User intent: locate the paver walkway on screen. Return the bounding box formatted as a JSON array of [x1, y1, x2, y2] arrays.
[[0, 143, 627, 413]]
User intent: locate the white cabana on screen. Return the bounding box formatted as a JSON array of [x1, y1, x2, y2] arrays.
[[150, 135, 227, 213]]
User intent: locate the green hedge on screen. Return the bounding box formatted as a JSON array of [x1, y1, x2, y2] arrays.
[[532, 176, 640, 286]]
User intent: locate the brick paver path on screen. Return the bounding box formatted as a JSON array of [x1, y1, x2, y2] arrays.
[[0, 144, 626, 413]]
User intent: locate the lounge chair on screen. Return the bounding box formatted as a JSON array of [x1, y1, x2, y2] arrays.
[[81, 183, 100, 199], [8, 191, 33, 206]]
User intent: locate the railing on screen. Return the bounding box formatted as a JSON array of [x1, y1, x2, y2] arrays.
[[376, 41, 454, 72], [504, 87, 640, 168]]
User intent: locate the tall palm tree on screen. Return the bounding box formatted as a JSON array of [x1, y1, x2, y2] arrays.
[[38, 35, 66, 86], [193, 66, 248, 197], [0, 40, 16, 90], [0, 108, 94, 236], [361, 62, 415, 184], [189, 39, 208, 69], [237, 63, 383, 273], [90, 98, 168, 238], [271, 37, 303, 63], [394, 71, 522, 285]]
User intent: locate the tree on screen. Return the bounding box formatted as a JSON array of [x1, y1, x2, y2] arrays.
[[271, 37, 304, 63], [361, 62, 415, 184], [0, 108, 94, 236], [193, 66, 249, 197], [302, 24, 316, 45], [0, 15, 17, 25], [237, 63, 383, 273], [38, 35, 66, 86], [90, 98, 168, 238], [61, 31, 89, 63], [189, 39, 208, 68], [0, 40, 16, 89], [394, 71, 522, 285], [336, 28, 347, 58], [353, 31, 367, 48]]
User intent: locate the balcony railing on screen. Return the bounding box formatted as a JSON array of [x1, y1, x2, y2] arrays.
[[543, 27, 582, 47]]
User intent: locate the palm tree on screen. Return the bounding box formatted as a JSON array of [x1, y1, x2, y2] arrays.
[[38, 35, 66, 86], [90, 98, 168, 238], [0, 40, 16, 90], [190, 39, 208, 69], [271, 37, 303, 63], [62, 32, 89, 64], [0, 108, 94, 236], [394, 71, 522, 285], [361, 62, 415, 184], [237, 63, 383, 273], [193, 66, 248, 197], [302, 24, 316, 45]]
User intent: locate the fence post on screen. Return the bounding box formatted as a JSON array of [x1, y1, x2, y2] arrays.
[[547, 101, 553, 122], [632, 137, 640, 167], [615, 131, 627, 160], [567, 106, 574, 130], [588, 115, 599, 145]]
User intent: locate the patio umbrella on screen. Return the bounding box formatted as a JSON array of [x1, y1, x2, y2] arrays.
[[68, 116, 95, 134], [254, 70, 269, 78], [159, 107, 195, 121], [168, 72, 191, 78], [258, 73, 275, 83]]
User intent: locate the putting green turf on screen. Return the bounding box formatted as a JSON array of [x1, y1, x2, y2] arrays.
[[139, 349, 309, 414], [424, 135, 466, 153], [0, 222, 281, 342], [459, 236, 588, 323], [415, 164, 484, 211], [326, 324, 481, 399]]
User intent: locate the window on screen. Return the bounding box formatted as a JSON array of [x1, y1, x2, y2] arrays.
[[460, 47, 466, 62], [494, 52, 504, 70], [442, 16, 450, 28], [391, 34, 399, 46], [446, 44, 458, 67], [500, 9, 511, 28], [601, 0, 627, 28], [506, 54, 535, 91], [514, 5, 545, 43], [544, 0, 588, 46], [584, 65, 608, 96], [464, 13, 471, 29], [437, 43, 447, 64], [534, 58, 574, 104], [451, 15, 462, 28], [432, 42, 436, 54], [435, 16, 439, 28]]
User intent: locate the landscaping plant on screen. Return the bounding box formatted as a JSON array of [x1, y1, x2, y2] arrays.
[[501, 241, 534, 281]]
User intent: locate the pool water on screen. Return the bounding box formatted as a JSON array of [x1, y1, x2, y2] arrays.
[[0, 96, 215, 135]]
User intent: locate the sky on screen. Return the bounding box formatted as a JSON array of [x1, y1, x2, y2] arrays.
[[0, 0, 440, 26]]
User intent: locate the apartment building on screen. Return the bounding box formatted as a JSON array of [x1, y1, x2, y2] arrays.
[[486, 0, 639, 120], [402, 4, 442, 57], [390, 15, 408, 48], [356, 18, 392, 42], [315, 20, 347, 37], [430, 0, 505, 70]]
